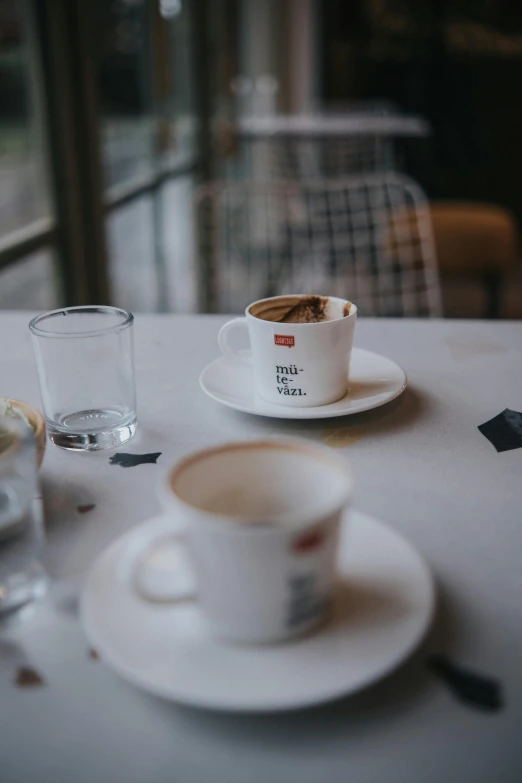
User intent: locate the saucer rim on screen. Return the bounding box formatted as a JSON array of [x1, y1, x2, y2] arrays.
[[81, 509, 434, 713], [199, 347, 407, 420]]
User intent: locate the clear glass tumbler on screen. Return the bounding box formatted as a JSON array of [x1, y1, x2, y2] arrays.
[[0, 417, 47, 616], [29, 306, 137, 450]]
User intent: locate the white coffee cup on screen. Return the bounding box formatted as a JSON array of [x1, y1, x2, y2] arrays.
[[127, 440, 353, 644], [218, 295, 357, 408]]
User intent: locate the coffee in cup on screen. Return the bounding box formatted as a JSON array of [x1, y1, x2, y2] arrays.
[[251, 294, 350, 324]]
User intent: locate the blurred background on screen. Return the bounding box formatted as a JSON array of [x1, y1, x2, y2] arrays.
[[0, 0, 520, 317]]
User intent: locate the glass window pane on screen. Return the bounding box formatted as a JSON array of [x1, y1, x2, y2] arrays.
[[162, 175, 198, 312], [102, 1, 199, 312], [0, 250, 58, 309], [0, 0, 51, 237], [107, 175, 198, 313], [159, 0, 197, 170], [99, 0, 154, 191], [99, 0, 197, 194], [107, 195, 160, 312], [0, 0, 58, 311]]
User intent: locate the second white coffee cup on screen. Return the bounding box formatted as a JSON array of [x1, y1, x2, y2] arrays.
[[126, 439, 353, 644]]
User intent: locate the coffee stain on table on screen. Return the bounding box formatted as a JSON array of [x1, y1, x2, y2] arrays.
[[347, 379, 397, 400], [14, 666, 45, 688], [109, 452, 162, 468], [323, 426, 366, 449], [427, 655, 503, 712], [77, 503, 96, 514]]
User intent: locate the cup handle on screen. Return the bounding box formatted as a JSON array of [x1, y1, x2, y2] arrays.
[[124, 520, 197, 604], [218, 317, 251, 363]]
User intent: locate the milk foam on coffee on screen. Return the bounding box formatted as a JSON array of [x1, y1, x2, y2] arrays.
[[250, 295, 352, 324]]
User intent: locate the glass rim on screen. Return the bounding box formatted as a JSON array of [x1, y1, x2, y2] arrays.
[[28, 306, 134, 339]]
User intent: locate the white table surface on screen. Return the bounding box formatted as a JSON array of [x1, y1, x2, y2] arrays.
[[0, 313, 521, 783], [237, 114, 430, 137]]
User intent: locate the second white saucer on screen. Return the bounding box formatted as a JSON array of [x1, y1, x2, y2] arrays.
[[81, 509, 434, 713], [199, 347, 407, 419]]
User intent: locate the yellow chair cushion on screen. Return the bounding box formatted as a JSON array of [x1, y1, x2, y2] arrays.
[[430, 202, 519, 276]]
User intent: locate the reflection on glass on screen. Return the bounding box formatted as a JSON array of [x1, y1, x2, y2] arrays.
[[0, 0, 50, 238], [159, 0, 183, 21]]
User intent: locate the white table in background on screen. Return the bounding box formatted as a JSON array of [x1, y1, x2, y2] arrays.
[[237, 114, 430, 138], [0, 314, 521, 783]]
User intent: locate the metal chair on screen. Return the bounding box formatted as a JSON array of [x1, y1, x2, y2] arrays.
[[196, 173, 442, 317]]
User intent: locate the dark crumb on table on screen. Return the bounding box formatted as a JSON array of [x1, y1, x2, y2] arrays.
[[15, 666, 45, 688], [109, 452, 162, 468], [478, 408, 522, 453], [77, 504, 96, 514], [427, 655, 503, 712]]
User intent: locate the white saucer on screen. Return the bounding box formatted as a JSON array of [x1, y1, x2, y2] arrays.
[[81, 510, 434, 713], [199, 348, 407, 419]]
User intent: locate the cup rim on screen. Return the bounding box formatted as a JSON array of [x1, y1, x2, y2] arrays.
[[29, 306, 133, 339], [246, 294, 357, 326], [159, 438, 354, 534]]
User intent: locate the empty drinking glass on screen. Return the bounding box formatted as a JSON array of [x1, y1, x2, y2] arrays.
[[0, 417, 47, 615], [29, 306, 137, 450]]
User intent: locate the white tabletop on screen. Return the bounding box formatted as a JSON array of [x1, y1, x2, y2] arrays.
[[237, 114, 430, 138], [1, 313, 521, 783]]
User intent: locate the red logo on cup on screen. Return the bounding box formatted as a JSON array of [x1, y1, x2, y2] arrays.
[[292, 529, 325, 554], [274, 334, 295, 347]]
